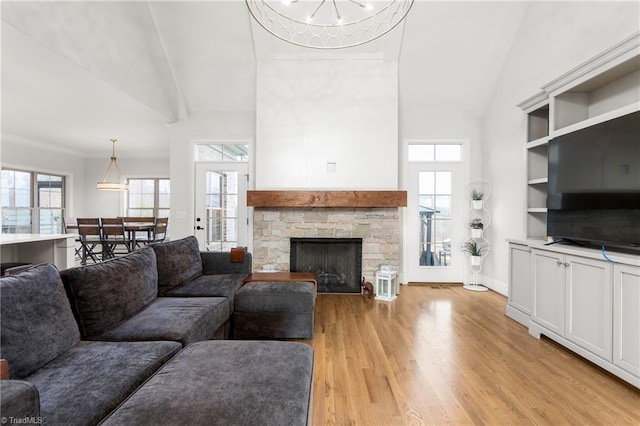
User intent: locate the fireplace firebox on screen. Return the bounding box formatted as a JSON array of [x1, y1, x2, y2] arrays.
[[290, 238, 363, 293]]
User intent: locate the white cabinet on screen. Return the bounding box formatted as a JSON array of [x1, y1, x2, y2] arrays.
[[510, 241, 638, 388], [531, 249, 566, 335], [506, 242, 531, 326], [613, 264, 640, 378], [565, 256, 611, 361], [531, 249, 612, 360]]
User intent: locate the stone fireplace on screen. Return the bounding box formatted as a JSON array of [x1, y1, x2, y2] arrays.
[[290, 237, 363, 293], [252, 207, 401, 290]]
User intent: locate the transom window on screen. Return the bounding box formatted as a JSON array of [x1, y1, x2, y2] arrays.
[[195, 144, 248, 162], [408, 143, 462, 162]]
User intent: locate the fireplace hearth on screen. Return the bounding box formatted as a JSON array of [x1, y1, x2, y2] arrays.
[[290, 237, 363, 293]]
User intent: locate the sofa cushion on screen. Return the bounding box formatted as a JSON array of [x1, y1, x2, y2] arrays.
[[0, 264, 80, 379], [102, 341, 314, 426], [235, 281, 316, 313], [152, 236, 203, 294], [201, 251, 253, 275], [61, 247, 158, 338], [93, 297, 229, 346], [0, 380, 40, 419], [162, 273, 245, 311], [26, 340, 181, 426]]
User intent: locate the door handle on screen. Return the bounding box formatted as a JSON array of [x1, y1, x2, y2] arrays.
[[196, 225, 204, 230]]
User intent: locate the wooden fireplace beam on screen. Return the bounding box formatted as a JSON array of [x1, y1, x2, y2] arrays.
[[247, 190, 407, 208]]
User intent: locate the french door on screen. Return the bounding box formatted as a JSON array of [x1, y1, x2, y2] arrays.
[[194, 163, 248, 251], [405, 161, 465, 283]]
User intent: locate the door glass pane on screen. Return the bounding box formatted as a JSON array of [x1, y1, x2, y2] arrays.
[[419, 171, 453, 267], [205, 171, 239, 251]]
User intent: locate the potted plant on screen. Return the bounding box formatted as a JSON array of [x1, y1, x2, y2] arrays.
[[469, 218, 484, 239], [471, 190, 484, 209], [464, 240, 483, 266]]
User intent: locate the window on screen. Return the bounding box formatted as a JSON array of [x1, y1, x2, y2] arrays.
[[195, 144, 248, 162], [1, 169, 65, 234], [408, 144, 462, 162], [127, 178, 170, 218]]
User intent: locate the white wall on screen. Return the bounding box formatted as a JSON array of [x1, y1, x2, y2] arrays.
[[1, 134, 85, 217], [256, 58, 398, 189], [168, 111, 255, 240], [481, 1, 640, 291], [83, 156, 169, 218], [1, 134, 169, 219]]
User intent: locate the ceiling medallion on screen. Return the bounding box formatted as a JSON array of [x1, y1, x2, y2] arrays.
[[246, 0, 415, 49]]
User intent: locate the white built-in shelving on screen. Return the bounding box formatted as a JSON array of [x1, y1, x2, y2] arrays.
[[508, 32, 640, 389], [517, 32, 640, 241]]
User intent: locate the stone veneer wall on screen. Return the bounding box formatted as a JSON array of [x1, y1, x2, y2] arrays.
[[253, 207, 401, 283]]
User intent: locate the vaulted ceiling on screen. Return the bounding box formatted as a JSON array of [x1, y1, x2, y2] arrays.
[[1, 1, 527, 157]]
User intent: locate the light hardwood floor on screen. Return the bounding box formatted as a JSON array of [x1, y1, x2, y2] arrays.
[[300, 285, 640, 425]]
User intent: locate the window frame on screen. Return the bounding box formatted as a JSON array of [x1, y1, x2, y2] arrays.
[[126, 178, 170, 218], [1, 168, 66, 234]]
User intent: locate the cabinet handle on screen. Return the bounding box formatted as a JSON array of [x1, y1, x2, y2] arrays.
[[557, 260, 563, 265], [564, 262, 570, 267]]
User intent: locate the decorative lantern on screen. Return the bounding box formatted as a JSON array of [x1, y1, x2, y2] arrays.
[[375, 269, 398, 301]]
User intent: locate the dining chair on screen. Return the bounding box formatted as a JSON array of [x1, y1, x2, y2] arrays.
[[136, 217, 168, 246], [76, 218, 103, 265], [121, 217, 156, 247], [100, 218, 132, 259]]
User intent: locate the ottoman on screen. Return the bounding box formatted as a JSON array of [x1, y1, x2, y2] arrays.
[[102, 340, 314, 426], [233, 281, 316, 339]]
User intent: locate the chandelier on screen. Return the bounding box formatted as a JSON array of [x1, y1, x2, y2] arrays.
[[96, 139, 128, 191], [245, 0, 415, 49]]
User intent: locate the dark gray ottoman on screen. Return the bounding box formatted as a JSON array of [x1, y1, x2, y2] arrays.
[[102, 341, 314, 426], [233, 281, 316, 339]]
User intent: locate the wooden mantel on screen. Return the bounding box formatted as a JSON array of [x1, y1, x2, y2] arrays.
[[247, 190, 407, 208]]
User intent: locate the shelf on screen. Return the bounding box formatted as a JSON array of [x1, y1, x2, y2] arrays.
[[525, 136, 549, 149], [527, 105, 550, 142], [528, 178, 548, 185], [527, 208, 548, 213], [551, 56, 640, 131], [246, 190, 407, 208], [551, 103, 640, 138]]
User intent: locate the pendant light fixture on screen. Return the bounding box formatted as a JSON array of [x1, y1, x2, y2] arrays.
[[96, 138, 128, 191]]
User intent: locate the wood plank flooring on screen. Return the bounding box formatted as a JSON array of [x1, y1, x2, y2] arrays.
[[299, 285, 640, 425]]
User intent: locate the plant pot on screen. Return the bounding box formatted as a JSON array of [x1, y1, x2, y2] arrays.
[[471, 228, 483, 239], [470, 255, 482, 266], [472, 200, 483, 210]]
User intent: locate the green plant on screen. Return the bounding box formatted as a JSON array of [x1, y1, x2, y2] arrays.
[[471, 190, 484, 200], [464, 240, 483, 256]]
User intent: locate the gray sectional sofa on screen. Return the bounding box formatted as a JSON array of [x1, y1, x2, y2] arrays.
[[0, 236, 314, 426]]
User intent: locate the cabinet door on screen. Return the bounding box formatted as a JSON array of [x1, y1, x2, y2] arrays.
[[508, 243, 532, 315], [532, 249, 565, 335], [565, 256, 612, 360], [613, 264, 640, 378]]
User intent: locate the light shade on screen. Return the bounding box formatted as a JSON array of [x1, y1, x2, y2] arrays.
[[97, 138, 128, 191], [245, 0, 415, 49]]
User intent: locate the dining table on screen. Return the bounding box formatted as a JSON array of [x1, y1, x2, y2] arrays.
[[121, 222, 156, 249]]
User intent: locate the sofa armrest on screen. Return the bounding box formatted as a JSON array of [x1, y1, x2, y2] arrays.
[[0, 380, 40, 419], [200, 251, 252, 275]]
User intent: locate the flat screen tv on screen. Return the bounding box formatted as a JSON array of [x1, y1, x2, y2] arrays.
[[547, 110, 640, 250]]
